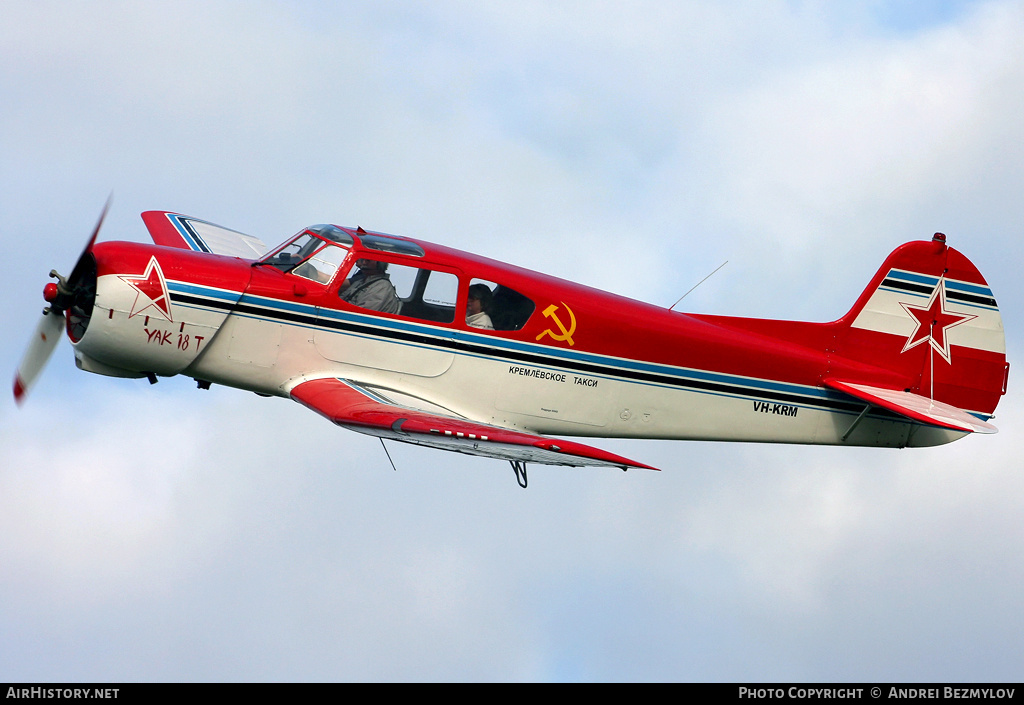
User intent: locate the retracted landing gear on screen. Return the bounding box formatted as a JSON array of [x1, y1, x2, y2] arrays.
[[510, 460, 528, 489]]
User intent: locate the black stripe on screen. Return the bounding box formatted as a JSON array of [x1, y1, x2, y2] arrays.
[[191, 294, 902, 418], [881, 277, 932, 296], [882, 278, 997, 308], [170, 291, 913, 422], [171, 293, 237, 312], [177, 219, 212, 253], [232, 301, 319, 327], [946, 290, 997, 307]]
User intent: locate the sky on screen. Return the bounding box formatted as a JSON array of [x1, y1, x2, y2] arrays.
[[1, 0, 1022, 682]]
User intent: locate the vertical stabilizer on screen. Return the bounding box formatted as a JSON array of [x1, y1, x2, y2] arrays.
[[835, 234, 1007, 419]]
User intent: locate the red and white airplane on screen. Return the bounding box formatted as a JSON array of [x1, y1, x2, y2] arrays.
[[15, 204, 1008, 486]]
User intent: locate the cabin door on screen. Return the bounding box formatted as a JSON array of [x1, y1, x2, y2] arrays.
[[314, 259, 458, 377]]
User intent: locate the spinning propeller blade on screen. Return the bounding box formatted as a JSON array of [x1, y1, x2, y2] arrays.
[[12, 197, 111, 404], [13, 309, 66, 404]]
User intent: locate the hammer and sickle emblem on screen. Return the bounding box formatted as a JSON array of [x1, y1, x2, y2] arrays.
[[536, 302, 577, 346]]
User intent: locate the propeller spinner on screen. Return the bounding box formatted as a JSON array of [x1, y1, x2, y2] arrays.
[[13, 198, 110, 404]]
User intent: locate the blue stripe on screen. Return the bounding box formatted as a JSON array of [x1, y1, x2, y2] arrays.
[[169, 280, 991, 423], [887, 269, 937, 286], [883, 269, 996, 309], [945, 279, 994, 297], [177, 282, 844, 405], [238, 292, 319, 316], [170, 272, 989, 407], [888, 268, 994, 298], [167, 281, 243, 304], [166, 214, 209, 253]]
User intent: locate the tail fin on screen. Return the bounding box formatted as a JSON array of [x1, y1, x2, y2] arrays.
[[836, 233, 1008, 420]]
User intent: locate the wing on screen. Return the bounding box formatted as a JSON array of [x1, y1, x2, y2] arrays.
[[823, 379, 997, 434], [141, 211, 269, 258], [290, 377, 658, 470]]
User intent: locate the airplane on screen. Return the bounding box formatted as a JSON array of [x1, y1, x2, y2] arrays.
[[14, 202, 1009, 487]]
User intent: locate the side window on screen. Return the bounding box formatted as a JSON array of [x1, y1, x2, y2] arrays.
[[466, 279, 536, 331], [391, 263, 458, 323], [339, 258, 457, 323], [338, 258, 402, 314], [422, 270, 459, 308]]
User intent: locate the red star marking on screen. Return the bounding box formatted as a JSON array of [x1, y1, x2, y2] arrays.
[[899, 279, 974, 363], [119, 256, 173, 322]]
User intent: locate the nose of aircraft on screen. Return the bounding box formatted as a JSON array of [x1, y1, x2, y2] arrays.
[[13, 197, 110, 404]]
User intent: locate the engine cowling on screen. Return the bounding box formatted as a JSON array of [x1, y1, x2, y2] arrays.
[[72, 242, 251, 379]]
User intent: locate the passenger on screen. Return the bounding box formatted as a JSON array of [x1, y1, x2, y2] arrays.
[[466, 283, 494, 330], [339, 259, 401, 313]]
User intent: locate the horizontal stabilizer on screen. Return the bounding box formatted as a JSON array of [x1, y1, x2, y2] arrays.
[[290, 377, 657, 470], [142, 211, 269, 258], [824, 379, 997, 434]]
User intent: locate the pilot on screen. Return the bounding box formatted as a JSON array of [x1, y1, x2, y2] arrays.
[[466, 283, 494, 330], [339, 259, 401, 313]]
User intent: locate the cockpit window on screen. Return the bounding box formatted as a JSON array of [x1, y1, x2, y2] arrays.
[[307, 224, 354, 246], [359, 233, 425, 258], [262, 226, 352, 283]]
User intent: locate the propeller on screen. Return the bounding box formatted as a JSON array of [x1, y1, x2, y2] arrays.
[[13, 197, 111, 404]]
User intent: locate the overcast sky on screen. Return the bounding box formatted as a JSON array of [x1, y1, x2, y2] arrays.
[[2, 0, 1022, 682]]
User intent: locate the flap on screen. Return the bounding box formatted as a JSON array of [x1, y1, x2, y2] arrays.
[[142, 211, 269, 258], [290, 377, 658, 470], [824, 379, 997, 434]]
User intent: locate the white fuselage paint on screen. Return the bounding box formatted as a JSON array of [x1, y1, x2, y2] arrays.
[[75, 273, 963, 450]]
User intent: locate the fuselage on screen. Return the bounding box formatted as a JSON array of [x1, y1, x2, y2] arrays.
[[71, 232, 975, 449]]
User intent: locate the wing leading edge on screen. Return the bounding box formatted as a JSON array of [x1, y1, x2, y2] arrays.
[[290, 377, 658, 470], [824, 379, 997, 434]]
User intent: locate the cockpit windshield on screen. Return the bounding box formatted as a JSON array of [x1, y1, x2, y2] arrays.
[[261, 224, 354, 284]]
